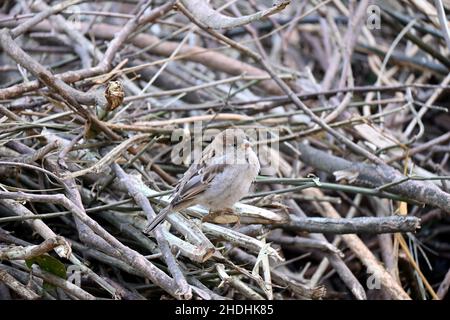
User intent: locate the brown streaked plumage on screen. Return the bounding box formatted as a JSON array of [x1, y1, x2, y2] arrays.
[[144, 128, 260, 233]]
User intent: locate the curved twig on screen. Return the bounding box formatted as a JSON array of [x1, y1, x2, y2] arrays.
[[178, 0, 290, 30]]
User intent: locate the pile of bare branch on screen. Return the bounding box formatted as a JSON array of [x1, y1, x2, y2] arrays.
[[0, 0, 449, 300]]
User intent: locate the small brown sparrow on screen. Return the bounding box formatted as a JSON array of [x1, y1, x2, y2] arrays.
[[144, 128, 260, 232]]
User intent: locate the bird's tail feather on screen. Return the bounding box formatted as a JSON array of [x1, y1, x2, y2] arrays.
[[143, 206, 171, 233]]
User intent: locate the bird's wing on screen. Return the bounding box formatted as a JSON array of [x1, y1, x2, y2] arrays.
[[145, 160, 228, 233], [171, 163, 227, 209], [172, 141, 215, 194]]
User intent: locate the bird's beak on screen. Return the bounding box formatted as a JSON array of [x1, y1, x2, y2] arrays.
[[241, 139, 251, 149]]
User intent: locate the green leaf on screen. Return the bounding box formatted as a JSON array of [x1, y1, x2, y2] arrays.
[[26, 254, 67, 279], [42, 281, 57, 292]]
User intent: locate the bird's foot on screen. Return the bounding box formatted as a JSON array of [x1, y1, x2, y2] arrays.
[[202, 208, 240, 225]]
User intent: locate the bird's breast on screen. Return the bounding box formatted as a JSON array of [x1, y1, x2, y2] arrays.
[[199, 163, 256, 209]]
